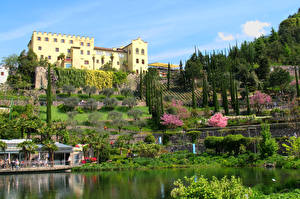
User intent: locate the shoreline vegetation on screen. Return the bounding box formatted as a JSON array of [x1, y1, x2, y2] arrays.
[[72, 152, 300, 172]]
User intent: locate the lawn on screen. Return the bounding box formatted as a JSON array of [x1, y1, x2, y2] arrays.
[[39, 105, 151, 123]]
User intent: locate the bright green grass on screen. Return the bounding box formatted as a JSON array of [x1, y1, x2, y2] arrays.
[[39, 106, 151, 123]]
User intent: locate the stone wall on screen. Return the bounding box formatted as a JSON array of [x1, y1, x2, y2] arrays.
[[35, 67, 47, 89]]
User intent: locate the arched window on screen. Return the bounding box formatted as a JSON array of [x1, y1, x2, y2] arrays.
[[136, 48, 139, 54], [141, 49, 145, 55]]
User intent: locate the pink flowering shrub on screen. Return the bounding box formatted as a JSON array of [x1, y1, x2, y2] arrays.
[[208, 113, 228, 128], [250, 91, 272, 114], [166, 100, 190, 119], [290, 80, 300, 86], [160, 113, 183, 129]]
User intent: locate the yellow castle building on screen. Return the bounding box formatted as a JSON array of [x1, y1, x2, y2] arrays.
[[28, 31, 148, 73]]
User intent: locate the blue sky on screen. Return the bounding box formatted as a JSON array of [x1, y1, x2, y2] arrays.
[[0, 0, 299, 64]]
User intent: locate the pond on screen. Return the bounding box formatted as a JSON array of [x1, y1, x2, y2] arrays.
[[0, 167, 300, 199]]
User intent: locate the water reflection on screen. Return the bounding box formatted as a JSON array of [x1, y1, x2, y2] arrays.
[[0, 168, 299, 199]]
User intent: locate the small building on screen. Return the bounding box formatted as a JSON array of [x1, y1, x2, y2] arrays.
[[148, 62, 179, 77], [0, 65, 9, 84], [0, 139, 73, 165]]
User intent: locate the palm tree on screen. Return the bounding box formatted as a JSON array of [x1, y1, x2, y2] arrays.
[[90, 133, 110, 163], [17, 140, 38, 166], [42, 140, 58, 167], [0, 141, 7, 152], [57, 53, 65, 68]]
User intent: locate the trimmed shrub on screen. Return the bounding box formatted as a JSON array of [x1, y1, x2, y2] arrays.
[[204, 136, 224, 154], [122, 97, 137, 109], [144, 134, 156, 144], [103, 97, 117, 110]]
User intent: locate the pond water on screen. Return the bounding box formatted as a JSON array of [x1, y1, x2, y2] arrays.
[[0, 167, 300, 199]]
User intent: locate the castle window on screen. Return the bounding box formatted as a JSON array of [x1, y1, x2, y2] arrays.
[[136, 48, 139, 54], [96, 59, 99, 63], [87, 43, 90, 47], [38, 46, 42, 50], [54, 38, 57, 42], [48, 56, 51, 60], [129, 50, 131, 54], [84, 60, 89, 65], [81, 50, 84, 55], [136, 59, 139, 63], [1, 72, 4, 76], [101, 58, 104, 64], [55, 48, 59, 52], [142, 59, 145, 64], [80, 42, 84, 46], [37, 37, 41, 41], [87, 50, 90, 55], [141, 49, 145, 55], [67, 49, 71, 53], [61, 39, 65, 43], [117, 61, 119, 65], [45, 37, 49, 41], [40, 55, 44, 59], [69, 40, 73, 44]]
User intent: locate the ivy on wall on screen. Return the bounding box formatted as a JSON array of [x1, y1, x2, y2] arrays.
[[54, 67, 126, 90]]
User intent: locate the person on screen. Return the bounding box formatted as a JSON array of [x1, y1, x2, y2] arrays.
[[15, 159, 20, 170], [0, 159, 4, 168], [11, 159, 15, 170]]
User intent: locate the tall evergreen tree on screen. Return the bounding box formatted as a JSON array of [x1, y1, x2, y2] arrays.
[[295, 66, 300, 98], [192, 78, 196, 109], [221, 78, 229, 115], [234, 82, 240, 115], [167, 62, 171, 90], [229, 71, 235, 111], [202, 73, 208, 107], [245, 85, 251, 115], [139, 68, 143, 100], [46, 64, 52, 127], [212, 74, 219, 112]]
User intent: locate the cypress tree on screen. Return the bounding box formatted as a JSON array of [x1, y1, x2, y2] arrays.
[[221, 78, 229, 115], [295, 66, 300, 98], [235, 82, 240, 115], [212, 75, 219, 112], [245, 85, 251, 115], [167, 62, 171, 90], [139, 68, 143, 100], [179, 60, 186, 90], [46, 64, 52, 127], [229, 71, 235, 112], [202, 74, 208, 107], [192, 77, 196, 109]]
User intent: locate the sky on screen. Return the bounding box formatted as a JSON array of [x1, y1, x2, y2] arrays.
[[0, 0, 299, 65]]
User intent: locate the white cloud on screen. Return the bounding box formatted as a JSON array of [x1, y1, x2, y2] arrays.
[[242, 20, 270, 38], [218, 32, 234, 41]]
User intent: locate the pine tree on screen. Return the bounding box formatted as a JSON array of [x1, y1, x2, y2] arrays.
[[46, 64, 52, 127], [202, 74, 208, 107], [245, 85, 251, 115], [167, 62, 171, 90]]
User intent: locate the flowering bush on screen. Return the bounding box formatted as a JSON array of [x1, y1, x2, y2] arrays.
[[250, 91, 272, 114], [208, 113, 228, 128], [160, 114, 183, 129], [81, 157, 97, 164], [165, 100, 190, 119]]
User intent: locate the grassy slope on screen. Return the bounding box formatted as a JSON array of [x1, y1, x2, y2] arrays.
[[39, 106, 151, 122]]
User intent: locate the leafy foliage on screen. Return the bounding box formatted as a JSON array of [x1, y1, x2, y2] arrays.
[[171, 176, 253, 199], [259, 123, 278, 158]]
